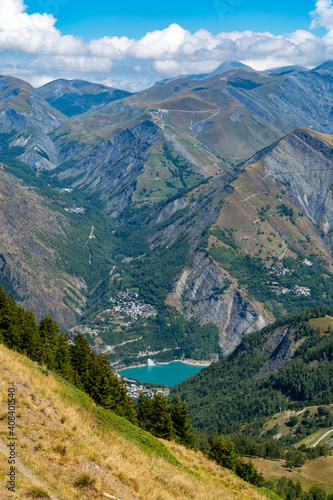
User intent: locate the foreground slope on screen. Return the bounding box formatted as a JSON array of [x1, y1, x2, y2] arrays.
[[0, 343, 275, 500]]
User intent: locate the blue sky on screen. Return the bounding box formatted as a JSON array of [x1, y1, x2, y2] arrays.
[[0, 0, 332, 90], [27, 0, 320, 39]]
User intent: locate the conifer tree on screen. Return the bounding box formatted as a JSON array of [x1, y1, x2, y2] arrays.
[[170, 397, 197, 449], [208, 435, 239, 472], [137, 393, 154, 433], [18, 308, 40, 360], [70, 332, 93, 391], [70, 333, 137, 423], [38, 315, 60, 370], [0, 294, 20, 349], [54, 331, 74, 382], [151, 394, 174, 440]]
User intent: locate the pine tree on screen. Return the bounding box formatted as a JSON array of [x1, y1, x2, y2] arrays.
[[54, 332, 74, 382], [170, 397, 196, 449], [151, 394, 174, 440], [96, 355, 137, 424], [70, 333, 137, 423], [18, 308, 40, 360], [0, 294, 20, 349], [208, 435, 239, 473], [38, 315, 60, 370], [137, 393, 154, 433], [70, 333, 93, 392]]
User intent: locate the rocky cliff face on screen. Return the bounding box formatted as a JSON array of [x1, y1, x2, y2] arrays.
[[257, 326, 298, 377], [260, 129, 333, 233], [169, 252, 267, 355], [269, 67, 333, 133]]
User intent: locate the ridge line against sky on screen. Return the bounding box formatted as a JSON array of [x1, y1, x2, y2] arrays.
[[0, 0, 332, 91]]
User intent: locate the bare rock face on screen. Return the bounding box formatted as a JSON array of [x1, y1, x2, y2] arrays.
[[170, 252, 267, 356], [257, 326, 297, 378], [262, 129, 333, 232], [269, 68, 333, 134]]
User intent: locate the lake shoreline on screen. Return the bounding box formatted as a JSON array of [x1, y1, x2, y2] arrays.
[[117, 360, 206, 386], [116, 358, 211, 372]]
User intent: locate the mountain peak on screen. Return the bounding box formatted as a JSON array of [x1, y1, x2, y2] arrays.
[[313, 60, 333, 72], [202, 61, 253, 79]]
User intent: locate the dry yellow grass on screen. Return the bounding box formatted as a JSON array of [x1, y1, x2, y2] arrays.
[[0, 344, 274, 500], [252, 457, 333, 494]]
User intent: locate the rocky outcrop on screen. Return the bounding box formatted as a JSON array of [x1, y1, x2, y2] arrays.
[[270, 68, 333, 133], [169, 252, 267, 355], [257, 326, 295, 377], [262, 129, 333, 232]]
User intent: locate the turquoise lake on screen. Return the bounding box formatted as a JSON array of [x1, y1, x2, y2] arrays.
[[118, 362, 204, 387]]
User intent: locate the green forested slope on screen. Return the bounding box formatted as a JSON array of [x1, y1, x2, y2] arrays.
[[172, 308, 333, 435]]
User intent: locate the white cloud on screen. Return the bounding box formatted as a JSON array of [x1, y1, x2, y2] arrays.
[[0, 0, 333, 90], [311, 0, 333, 31], [0, 0, 85, 55]]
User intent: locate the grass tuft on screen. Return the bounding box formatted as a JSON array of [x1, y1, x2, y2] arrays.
[[74, 473, 95, 488], [28, 485, 50, 498]]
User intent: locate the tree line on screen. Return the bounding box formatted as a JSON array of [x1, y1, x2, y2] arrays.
[[0, 286, 197, 449], [0, 286, 273, 489]]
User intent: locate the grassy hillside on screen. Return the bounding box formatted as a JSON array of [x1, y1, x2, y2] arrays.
[[0, 343, 277, 499], [252, 456, 333, 495]]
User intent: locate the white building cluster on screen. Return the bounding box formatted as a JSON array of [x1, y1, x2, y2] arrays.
[[110, 291, 156, 321]]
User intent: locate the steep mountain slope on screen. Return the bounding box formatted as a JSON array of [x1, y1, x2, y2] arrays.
[[38, 79, 133, 117], [0, 342, 275, 500], [172, 308, 333, 435], [0, 164, 87, 325], [67, 128, 333, 367], [0, 75, 67, 170], [149, 129, 333, 356], [58, 120, 183, 217], [242, 129, 333, 232]]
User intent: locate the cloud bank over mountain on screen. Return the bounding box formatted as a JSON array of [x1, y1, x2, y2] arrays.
[[0, 0, 333, 90]]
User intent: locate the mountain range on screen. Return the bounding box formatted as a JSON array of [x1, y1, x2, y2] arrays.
[[0, 62, 333, 366]]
